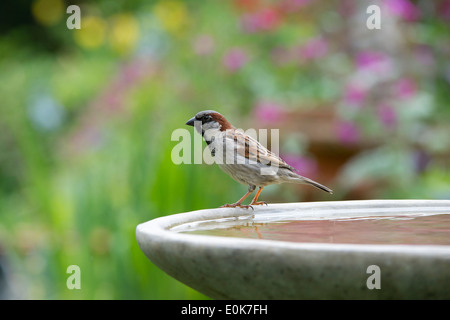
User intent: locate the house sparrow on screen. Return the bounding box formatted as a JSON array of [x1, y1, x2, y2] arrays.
[[186, 110, 333, 209]]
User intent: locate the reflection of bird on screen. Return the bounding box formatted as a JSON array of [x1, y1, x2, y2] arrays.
[[186, 110, 333, 209]]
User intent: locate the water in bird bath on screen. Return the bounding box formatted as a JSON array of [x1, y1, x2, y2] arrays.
[[174, 213, 450, 245]]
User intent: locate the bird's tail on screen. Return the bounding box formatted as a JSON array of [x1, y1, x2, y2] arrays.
[[292, 176, 333, 194]]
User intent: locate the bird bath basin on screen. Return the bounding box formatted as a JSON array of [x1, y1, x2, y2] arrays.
[[136, 200, 450, 299]]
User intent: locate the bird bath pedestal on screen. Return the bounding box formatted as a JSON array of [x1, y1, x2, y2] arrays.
[[136, 200, 450, 299]]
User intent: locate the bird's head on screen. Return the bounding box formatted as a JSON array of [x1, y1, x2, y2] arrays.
[[185, 110, 234, 135]]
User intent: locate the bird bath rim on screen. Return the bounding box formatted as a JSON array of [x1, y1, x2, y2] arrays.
[[138, 200, 450, 251], [136, 199, 450, 299]]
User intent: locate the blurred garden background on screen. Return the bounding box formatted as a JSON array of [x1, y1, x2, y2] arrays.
[[0, 0, 449, 299]]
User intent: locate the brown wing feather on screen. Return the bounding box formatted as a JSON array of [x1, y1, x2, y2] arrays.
[[226, 130, 295, 170]]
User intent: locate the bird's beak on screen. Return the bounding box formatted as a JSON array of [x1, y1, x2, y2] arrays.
[[185, 117, 195, 126]]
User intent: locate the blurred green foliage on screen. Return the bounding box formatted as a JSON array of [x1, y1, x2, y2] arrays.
[[0, 0, 449, 299]]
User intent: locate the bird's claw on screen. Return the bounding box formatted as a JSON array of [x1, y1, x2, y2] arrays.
[[250, 201, 267, 206], [220, 203, 254, 210]]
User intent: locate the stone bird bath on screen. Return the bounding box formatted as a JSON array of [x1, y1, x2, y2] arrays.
[[136, 200, 450, 299]]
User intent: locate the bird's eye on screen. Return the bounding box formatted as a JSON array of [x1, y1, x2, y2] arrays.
[[203, 115, 212, 122]]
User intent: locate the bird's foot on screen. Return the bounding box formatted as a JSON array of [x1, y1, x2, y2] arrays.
[[220, 203, 254, 210], [250, 201, 267, 206]]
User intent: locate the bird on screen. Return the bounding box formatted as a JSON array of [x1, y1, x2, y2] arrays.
[[185, 110, 333, 209]]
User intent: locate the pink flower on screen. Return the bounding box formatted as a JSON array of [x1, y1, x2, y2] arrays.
[[344, 84, 367, 107], [356, 51, 384, 68], [384, 0, 420, 21], [298, 37, 328, 61], [394, 78, 417, 99], [281, 154, 318, 177], [253, 101, 286, 124], [223, 48, 249, 72], [336, 121, 360, 145], [355, 51, 392, 74], [439, 0, 450, 20], [377, 103, 397, 129], [192, 35, 215, 56], [241, 7, 282, 33]]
